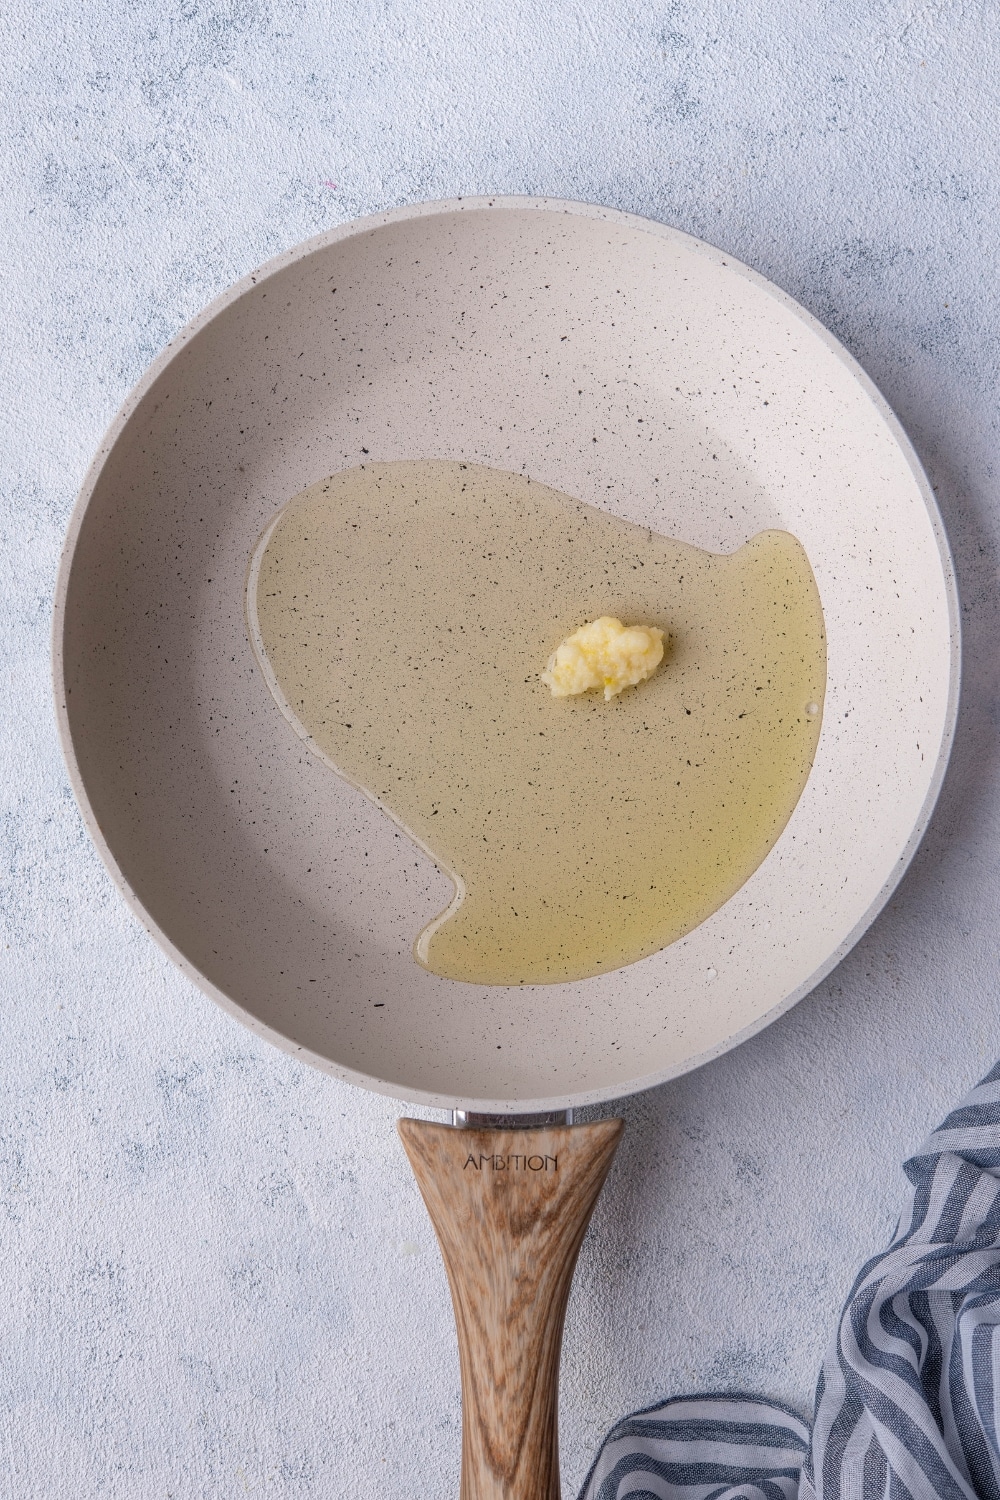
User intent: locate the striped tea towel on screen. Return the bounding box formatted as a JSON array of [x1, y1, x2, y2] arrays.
[[580, 1061, 1000, 1500]]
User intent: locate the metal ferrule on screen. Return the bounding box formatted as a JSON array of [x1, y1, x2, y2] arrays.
[[452, 1109, 573, 1129]]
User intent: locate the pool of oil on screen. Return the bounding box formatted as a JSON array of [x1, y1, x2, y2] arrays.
[[247, 459, 826, 985]]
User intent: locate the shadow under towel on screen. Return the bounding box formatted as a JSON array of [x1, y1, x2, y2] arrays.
[[579, 1061, 1000, 1500]]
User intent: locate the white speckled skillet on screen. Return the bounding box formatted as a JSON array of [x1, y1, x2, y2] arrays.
[[53, 197, 959, 1115]]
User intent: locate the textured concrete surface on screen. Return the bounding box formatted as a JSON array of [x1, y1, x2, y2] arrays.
[[2, 2, 999, 1495]]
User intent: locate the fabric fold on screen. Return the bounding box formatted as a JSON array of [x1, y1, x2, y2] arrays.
[[580, 1062, 1000, 1500]]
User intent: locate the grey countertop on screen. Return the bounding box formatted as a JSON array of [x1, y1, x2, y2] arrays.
[[2, 3, 999, 1494]]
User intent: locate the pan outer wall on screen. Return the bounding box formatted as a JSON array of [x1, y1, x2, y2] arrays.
[[53, 199, 958, 1110]]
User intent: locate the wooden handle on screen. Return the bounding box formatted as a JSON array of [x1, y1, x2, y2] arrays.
[[398, 1117, 623, 1500]]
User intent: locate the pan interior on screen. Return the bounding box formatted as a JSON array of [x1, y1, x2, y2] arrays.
[[56, 201, 956, 1111]]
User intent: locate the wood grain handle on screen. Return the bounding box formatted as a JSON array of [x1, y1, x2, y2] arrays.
[[398, 1117, 624, 1500]]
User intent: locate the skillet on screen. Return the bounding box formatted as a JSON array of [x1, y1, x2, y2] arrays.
[[53, 197, 959, 1497]]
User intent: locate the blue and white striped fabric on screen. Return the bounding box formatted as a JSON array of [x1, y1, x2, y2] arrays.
[[580, 1062, 1000, 1500]]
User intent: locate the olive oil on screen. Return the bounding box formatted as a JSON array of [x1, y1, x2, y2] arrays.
[[248, 460, 825, 985]]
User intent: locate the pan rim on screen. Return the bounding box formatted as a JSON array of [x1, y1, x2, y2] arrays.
[[52, 194, 961, 1113]]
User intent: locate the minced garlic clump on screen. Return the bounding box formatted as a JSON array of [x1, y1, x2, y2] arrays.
[[541, 617, 665, 701]]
